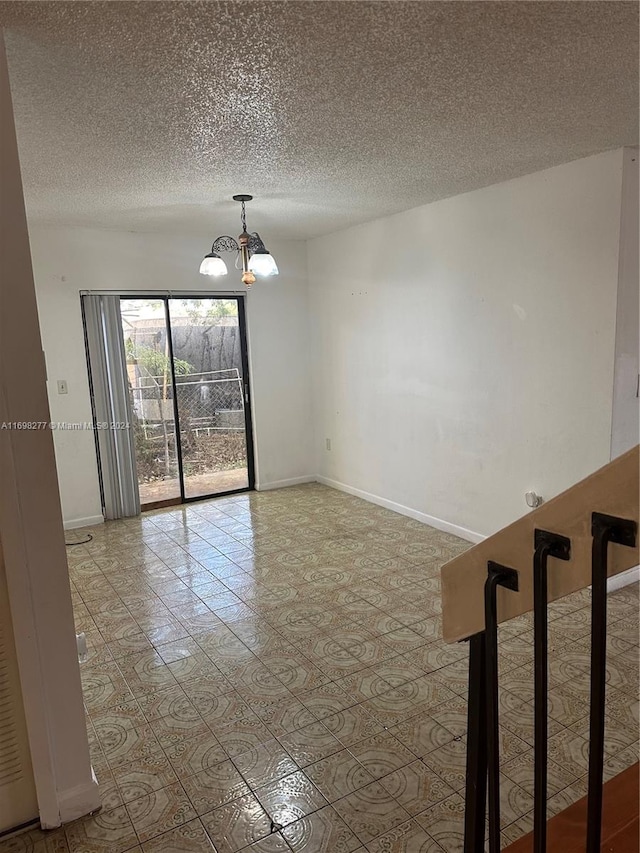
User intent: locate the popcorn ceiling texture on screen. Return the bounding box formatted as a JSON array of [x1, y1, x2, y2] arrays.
[[0, 1, 637, 240]]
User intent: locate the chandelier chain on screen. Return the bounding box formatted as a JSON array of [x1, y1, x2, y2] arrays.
[[240, 201, 247, 234]]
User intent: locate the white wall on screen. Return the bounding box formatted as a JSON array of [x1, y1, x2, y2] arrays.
[[29, 150, 629, 537], [28, 225, 314, 526], [308, 150, 625, 539]]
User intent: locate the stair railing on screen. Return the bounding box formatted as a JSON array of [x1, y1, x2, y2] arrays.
[[441, 445, 639, 853]]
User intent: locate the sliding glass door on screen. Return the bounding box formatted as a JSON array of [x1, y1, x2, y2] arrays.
[[120, 299, 181, 507], [169, 298, 252, 500], [119, 295, 253, 509]]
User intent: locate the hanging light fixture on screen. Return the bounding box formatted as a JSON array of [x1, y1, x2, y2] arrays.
[[199, 194, 279, 286]]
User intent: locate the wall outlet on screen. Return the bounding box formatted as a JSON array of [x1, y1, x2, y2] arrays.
[[57, 380, 68, 395], [325, 438, 331, 451]]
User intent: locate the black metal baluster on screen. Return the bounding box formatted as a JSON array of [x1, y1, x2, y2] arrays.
[[532, 530, 571, 853], [485, 562, 519, 853], [586, 513, 637, 853], [464, 632, 488, 853]]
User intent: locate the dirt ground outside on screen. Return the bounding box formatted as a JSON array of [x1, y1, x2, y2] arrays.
[[135, 431, 250, 504], [134, 431, 247, 482], [138, 467, 249, 504]]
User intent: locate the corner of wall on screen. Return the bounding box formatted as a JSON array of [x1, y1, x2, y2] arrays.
[[610, 146, 640, 460], [53, 772, 101, 828]]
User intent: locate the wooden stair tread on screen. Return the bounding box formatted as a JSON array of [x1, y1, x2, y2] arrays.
[[504, 763, 639, 853]]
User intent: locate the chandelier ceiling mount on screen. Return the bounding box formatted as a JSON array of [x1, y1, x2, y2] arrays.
[[199, 194, 278, 286]]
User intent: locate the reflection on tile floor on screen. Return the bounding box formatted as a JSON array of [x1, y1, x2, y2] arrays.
[[3, 484, 638, 853]]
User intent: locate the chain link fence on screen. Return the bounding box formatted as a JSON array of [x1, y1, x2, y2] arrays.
[[129, 368, 247, 482], [131, 369, 245, 436]]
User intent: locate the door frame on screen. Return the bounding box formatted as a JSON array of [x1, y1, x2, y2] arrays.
[[84, 290, 256, 511], [163, 293, 256, 504]]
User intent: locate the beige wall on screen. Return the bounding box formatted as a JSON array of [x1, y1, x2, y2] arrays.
[[308, 150, 624, 539], [0, 533, 37, 831], [0, 33, 99, 829]]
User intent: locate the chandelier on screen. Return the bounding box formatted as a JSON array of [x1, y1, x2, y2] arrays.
[[199, 194, 279, 286]]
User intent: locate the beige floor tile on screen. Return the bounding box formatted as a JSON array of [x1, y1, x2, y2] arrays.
[[281, 804, 361, 852], [200, 793, 272, 852], [255, 770, 327, 828], [428, 698, 468, 739], [0, 828, 69, 853], [333, 669, 392, 703], [181, 760, 251, 815], [102, 724, 160, 771], [388, 714, 453, 758], [360, 689, 418, 728], [372, 657, 426, 689], [95, 766, 124, 810], [501, 813, 534, 847], [252, 695, 317, 737], [547, 729, 590, 777], [499, 776, 535, 825], [381, 627, 428, 654], [63, 485, 637, 853], [152, 713, 211, 750], [116, 748, 179, 803], [501, 751, 578, 798], [232, 738, 299, 788], [279, 722, 343, 767], [65, 806, 138, 853], [332, 781, 410, 845], [215, 716, 275, 759], [572, 710, 638, 757], [421, 740, 468, 792], [164, 731, 229, 779], [241, 835, 292, 852], [414, 793, 465, 853], [192, 690, 252, 728], [135, 684, 196, 722], [305, 749, 375, 801], [500, 699, 563, 746], [366, 819, 443, 853], [408, 618, 441, 644], [140, 819, 216, 853], [347, 731, 416, 782], [82, 672, 135, 712], [126, 781, 195, 843], [378, 761, 454, 814], [322, 706, 383, 747]]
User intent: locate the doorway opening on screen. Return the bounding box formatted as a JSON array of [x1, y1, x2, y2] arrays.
[[85, 294, 255, 514], [121, 296, 254, 509]]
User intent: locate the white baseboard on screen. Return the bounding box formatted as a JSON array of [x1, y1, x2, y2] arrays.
[[255, 476, 317, 492], [316, 475, 485, 544], [63, 515, 104, 531], [608, 565, 640, 592], [41, 772, 101, 828]]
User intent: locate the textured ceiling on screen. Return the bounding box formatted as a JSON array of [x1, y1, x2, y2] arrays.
[[1, 1, 638, 240]]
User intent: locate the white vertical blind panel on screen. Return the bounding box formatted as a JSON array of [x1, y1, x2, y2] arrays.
[[83, 294, 140, 519], [0, 540, 37, 832]]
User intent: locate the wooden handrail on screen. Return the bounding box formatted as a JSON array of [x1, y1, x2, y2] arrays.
[[441, 445, 639, 643]]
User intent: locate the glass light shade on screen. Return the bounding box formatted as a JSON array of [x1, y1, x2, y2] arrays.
[[199, 253, 228, 276], [248, 251, 279, 277]]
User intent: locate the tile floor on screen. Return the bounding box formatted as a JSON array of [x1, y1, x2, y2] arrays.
[[2, 484, 638, 853]]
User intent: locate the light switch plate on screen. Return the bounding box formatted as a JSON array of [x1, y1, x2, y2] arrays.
[[57, 380, 68, 395]]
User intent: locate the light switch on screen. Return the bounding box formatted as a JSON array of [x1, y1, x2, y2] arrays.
[[57, 380, 68, 395]]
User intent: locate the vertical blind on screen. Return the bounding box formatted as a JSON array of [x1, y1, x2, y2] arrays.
[[82, 294, 140, 519]]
